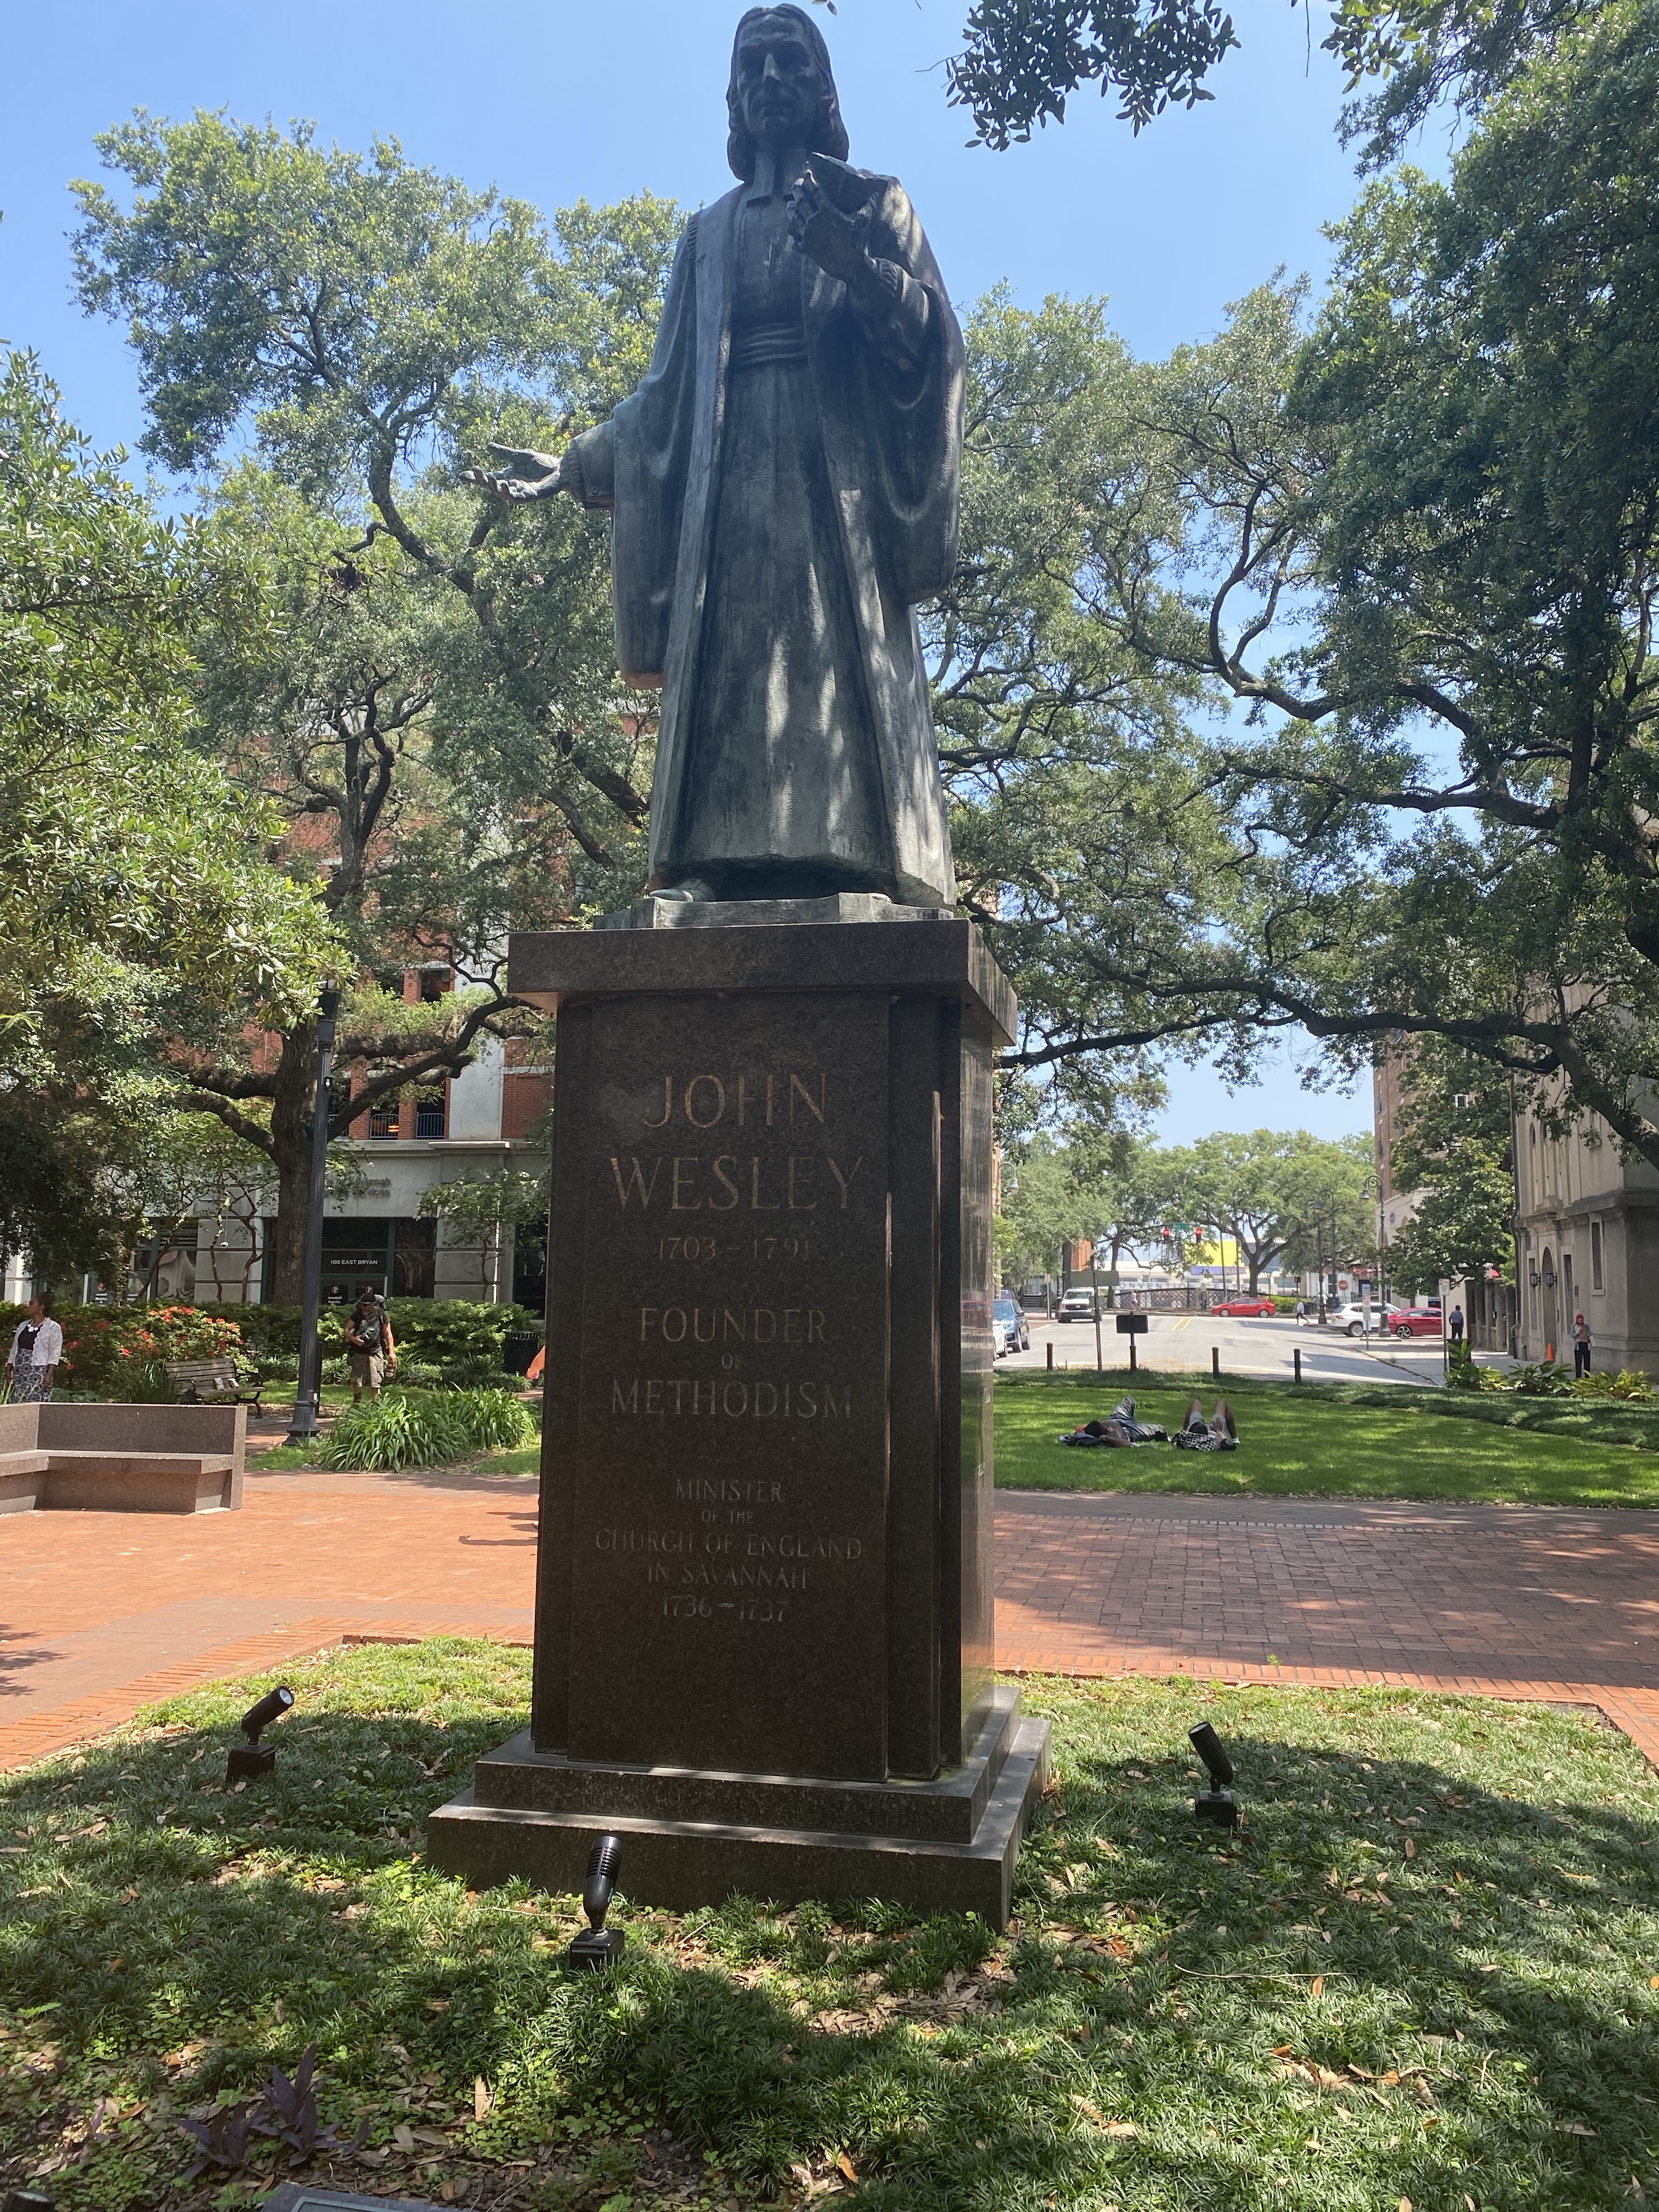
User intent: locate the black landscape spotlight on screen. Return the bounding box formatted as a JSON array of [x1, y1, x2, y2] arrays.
[[565, 1835, 627, 1971], [225, 1684, 296, 1784], [1190, 1720, 1239, 1827], [4, 2191, 55, 2211]]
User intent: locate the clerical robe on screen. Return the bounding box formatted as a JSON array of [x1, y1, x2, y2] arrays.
[[559, 166, 962, 909]]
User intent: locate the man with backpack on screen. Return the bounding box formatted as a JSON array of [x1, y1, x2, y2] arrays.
[[345, 1288, 398, 1404]]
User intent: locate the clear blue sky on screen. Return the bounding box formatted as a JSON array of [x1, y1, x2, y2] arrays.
[[0, 0, 1389, 1144]]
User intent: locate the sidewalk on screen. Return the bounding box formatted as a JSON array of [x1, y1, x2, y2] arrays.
[[3, 1468, 1657, 1772]]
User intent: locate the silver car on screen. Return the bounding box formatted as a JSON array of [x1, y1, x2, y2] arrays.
[[993, 1295, 1030, 1354]]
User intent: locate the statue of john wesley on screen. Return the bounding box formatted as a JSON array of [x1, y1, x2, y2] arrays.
[[471, 5, 962, 910]]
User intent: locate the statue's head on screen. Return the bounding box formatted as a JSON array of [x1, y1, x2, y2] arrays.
[[726, 5, 849, 180]]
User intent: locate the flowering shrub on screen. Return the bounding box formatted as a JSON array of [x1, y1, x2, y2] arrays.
[[7, 1303, 249, 1396]]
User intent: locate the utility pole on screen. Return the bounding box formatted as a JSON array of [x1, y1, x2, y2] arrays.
[[286, 984, 341, 1446]]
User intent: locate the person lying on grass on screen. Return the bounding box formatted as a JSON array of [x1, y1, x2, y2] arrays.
[[1172, 1396, 1238, 1452], [1058, 1395, 1169, 1447]]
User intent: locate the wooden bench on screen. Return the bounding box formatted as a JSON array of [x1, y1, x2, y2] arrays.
[[165, 1357, 263, 1409], [0, 1403, 245, 1514]]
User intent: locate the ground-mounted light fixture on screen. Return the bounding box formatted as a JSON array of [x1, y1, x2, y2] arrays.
[[1189, 1721, 1239, 1827], [3, 2190, 56, 2211], [225, 1684, 296, 1784], [565, 1835, 627, 1970]]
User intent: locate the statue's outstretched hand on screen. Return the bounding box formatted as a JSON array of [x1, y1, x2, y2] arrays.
[[462, 441, 567, 501], [787, 177, 867, 285]]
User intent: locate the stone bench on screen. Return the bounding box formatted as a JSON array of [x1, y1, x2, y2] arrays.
[[0, 1403, 245, 1515]]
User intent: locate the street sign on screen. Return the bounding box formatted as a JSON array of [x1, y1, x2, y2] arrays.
[[1115, 1313, 1149, 1335]]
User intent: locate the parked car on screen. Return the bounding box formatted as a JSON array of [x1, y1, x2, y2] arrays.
[[993, 1295, 1030, 1353], [1056, 1289, 1098, 1323], [1210, 1295, 1276, 1318], [1321, 1300, 1401, 1337], [1390, 1306, 1445, 1338]]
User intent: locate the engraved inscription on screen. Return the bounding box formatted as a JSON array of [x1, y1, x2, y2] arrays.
[[569, 996, 890, 1777]]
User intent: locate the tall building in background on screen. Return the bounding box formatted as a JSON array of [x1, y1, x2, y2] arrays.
[[1373, 1045, 1426, 1260], [1512, 1097, 1659, 1370], [92, 964, 552, 1310]]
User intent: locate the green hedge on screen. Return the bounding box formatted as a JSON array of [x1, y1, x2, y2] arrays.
[[193, 1301, 542, 1362], [0, 1299, 541, 1397]]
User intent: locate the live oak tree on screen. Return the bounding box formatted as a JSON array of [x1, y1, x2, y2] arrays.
[[1154, 1130, 1373, 1293], [1044, 0, 1659, 1181], [72, 119, 681, 1293], [0, 352, 328, 1282], [940, 0, 1589, 165]]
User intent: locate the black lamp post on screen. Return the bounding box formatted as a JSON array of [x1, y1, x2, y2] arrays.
[[286, 985, 341, 1446]]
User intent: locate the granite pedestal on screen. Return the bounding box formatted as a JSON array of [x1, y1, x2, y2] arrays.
[[427, 909, 1048, 1926]]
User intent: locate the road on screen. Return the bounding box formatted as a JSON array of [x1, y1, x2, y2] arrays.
[[1000, 1309, 1469, 1387]]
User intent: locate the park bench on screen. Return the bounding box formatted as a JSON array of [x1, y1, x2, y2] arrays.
[[164, 1356, 263, 1409], [0, 1402, 245, 1515]]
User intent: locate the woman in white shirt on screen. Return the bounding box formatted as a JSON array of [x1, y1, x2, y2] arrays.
[[7, 1294, 63, 1403]]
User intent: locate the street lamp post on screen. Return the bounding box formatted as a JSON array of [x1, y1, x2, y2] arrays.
[[286, 985, 341, 1446]]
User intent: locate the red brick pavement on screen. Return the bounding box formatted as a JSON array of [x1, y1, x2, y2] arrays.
[[3, 1471, 1658, 1771]]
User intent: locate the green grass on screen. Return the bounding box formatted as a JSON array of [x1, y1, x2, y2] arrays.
[[996, 1373, 1659, 1506], [2, 1643, 1657, 2208]]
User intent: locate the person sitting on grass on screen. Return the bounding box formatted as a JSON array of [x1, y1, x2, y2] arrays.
[[345, 1289, 397, 1404], [1171, 1396, 1238, 1451]]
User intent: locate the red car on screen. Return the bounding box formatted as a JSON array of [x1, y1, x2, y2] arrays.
[[1210, 1296, 1277, 1317], [1390, 1307, 1443, 1338]]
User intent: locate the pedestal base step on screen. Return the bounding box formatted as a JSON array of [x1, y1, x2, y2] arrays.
[[427, 1716, 1050, 1929]]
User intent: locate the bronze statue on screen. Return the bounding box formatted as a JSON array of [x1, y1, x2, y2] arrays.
[[469, 5, 962, 910]]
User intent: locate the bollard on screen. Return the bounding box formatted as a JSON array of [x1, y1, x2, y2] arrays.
[[1046, 1339, 1053, 1371], [1294, 1344, 1302, 1383], [1212, 1345, 1220, 1378]]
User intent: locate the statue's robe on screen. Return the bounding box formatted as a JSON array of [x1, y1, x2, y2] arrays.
[[561, 166, 962, 907]]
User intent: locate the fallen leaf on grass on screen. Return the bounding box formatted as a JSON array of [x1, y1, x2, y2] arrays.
[[474, 2076, 493, 2121], [1405, 1839, 1417, 1859], [837, 2152, 860, 2180], [425, 1997, 449, 2012], [1311, 1976, 1324, 1997], [393, 2124, 416, 2151], [1559, 2122, 1597, 2137]]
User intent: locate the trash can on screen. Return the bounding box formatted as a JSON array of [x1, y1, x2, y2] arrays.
[[501, 1330, 541, 1377]]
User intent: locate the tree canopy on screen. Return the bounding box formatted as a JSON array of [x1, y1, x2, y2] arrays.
[[0, 351, 330, 1280], [940, 0, 1589, 165]]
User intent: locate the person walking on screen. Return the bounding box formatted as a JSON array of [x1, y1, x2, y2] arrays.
[[345, 1289, 397, 1404], [5, 1293, 63, 1403], [1573, 1311, 1592, 1378], [1295, 1298, 1307, 1328], [1449, 1303, 1465, 1346]]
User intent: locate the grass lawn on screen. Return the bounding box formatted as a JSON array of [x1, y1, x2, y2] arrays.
[[3, 1641, 1658, 2210], [996, 1374, 1659, 1507]]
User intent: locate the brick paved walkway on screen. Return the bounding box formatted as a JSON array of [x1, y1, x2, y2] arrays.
[[3, 1471, 1658, 1771]]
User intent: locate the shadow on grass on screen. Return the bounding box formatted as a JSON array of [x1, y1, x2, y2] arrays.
[[2, 1651, 1657, 2210]]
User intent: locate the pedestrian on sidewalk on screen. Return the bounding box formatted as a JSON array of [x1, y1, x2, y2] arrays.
[[345, 1289, 398, 1403], [1449, 1303, 1465, 1346], [1573, 1311, 1592, 1378], [5, 1293, 62, 1403], [1295, 1298, 1306, 1327]]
